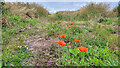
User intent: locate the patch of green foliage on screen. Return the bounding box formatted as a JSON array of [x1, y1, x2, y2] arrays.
[[2, 15, 39, 66], [54, 21, 119, 66]]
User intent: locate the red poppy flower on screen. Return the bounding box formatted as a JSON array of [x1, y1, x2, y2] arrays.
[[68, 26, 71, 28], [66, 28, 68, 30], [83, 23, 85, 25], [58, 22, 60, 24], [57, 41, 66, 46], [60, 34, 66, 38], [70, 22, 73, 25], [98, 8, 100, 10], [74, 40, 80, 43], [78, 46, 88, 52], [62, 42, 66, 46], [57, 41, 62, 45]]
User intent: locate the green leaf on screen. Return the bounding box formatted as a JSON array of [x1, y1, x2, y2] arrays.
[[94, 57, 99, 66], [99, 59, 103, 65], [69, 49, 74, 55], [106, 42, 108, 47], [74, 47, 79, 56]]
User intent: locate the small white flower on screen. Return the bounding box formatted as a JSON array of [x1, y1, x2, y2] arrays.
[[27, 47, 28, 49]]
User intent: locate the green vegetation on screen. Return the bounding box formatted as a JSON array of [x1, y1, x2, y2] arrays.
[[1, 2, 119, 67], [1, 15, 41, 66], [54, 21, 119, 66]]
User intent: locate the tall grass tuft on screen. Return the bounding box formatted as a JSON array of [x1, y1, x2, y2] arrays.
[[3, 2, 50, 18]]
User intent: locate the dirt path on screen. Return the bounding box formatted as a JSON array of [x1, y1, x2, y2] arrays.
[[23, 35, 59, 66]]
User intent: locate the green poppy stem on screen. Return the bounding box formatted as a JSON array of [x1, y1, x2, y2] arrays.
[[58, 45, 61, 65], [81, 52, 85, 65], [75, 42, 77, 45], [83, 52, 84, 62]]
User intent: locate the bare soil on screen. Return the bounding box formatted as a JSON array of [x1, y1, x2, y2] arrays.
[[23, 35, 59, 66]]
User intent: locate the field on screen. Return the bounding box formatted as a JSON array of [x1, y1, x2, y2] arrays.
[[1, 2, 120, 67]]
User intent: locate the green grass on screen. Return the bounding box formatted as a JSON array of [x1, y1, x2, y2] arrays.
[[2, 15, 40, 66], [2, 44, 34, 66], [2, 15, 119, 66], [54, 20, 119, 66], [1, 2, 119, 66]]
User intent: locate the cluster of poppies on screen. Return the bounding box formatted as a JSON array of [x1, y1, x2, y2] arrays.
[[57, 34, 67, 46], [57, 22, 88, 52], [58, 22, 85, 30]]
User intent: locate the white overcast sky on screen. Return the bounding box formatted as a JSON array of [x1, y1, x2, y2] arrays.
[[3, 0, 120, 13], [3, 0, 120, 2], [37, 2, 118, 13]]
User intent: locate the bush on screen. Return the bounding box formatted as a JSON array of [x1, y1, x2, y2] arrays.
[[97, 18, 107, 23]]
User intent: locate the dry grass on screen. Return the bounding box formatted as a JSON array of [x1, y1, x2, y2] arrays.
[[3, 2, 50, 18], [53, 3, 117, 21]]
